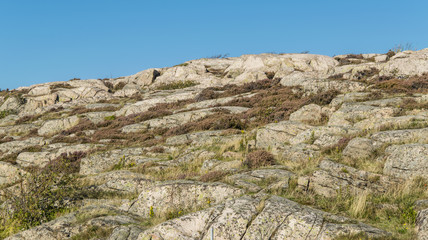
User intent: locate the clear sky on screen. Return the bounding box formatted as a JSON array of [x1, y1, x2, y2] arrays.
[[1, 0, 427, 90]]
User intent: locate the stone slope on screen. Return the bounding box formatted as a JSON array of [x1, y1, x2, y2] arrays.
[[1, 49, 428, 239]]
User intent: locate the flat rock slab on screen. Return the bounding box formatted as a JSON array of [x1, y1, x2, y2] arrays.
[[303, 159, 400, 197], [127, 180, 244, 218], [383, 144, 428, 179], [138, 195, 391, 240], [121, 106, 248, 133]]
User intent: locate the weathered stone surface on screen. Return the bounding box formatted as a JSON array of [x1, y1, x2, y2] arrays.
[[313, 133, 343, 149], [289, 103, 323, 124], [84, 111, 114, 124], [84, 170, 152, 194], [328, 102, 397, 126], [343, 137, 379, 159], [279, 143, 320, 162], [186, 93, 256, 110], [256, 121, 311, 150], [79, 148, 146, 175], [0, 96, 22, 111], [22, 94, 58, 112], [113, 83, 141, 97], [383, 144, 428, 179], [16, 152, 52, 168], [290, 125, 360, 145], [38, 115, 80, 136], [28, 86, 51, 96], [381, 48, 428, 76], [116, 90, 198, 116], [304, 159, 399, 197], [0, 137, 45, 156], [0, 124, 38, 136], [122, 106, 248, 133], [127, 180, 244, 218], [354, 114, 428, 131], [200, 159, 241, 173], [370, 128, 428, 144], [138, 195, 390, 240], [5, 205, 139, 240], [0, 162, 24, 186], [227, 168, 294, 192], [417, 208, 428, 240], [166, 130, 244, 149]]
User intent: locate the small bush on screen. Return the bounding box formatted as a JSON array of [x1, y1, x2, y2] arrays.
[[200, 170, 227, 182], [156, 80, 198, 90], [0, 110, 16, 120], [194, 89, 220, 102], [372, 73, 428, 94], [243, 150, 275, 169], [0, 157, 79, 237]]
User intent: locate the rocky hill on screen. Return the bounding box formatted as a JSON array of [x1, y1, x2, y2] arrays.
[[0, 49, 427, 239]]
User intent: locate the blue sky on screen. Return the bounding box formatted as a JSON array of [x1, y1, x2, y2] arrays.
[[1, 0, 427, 90]]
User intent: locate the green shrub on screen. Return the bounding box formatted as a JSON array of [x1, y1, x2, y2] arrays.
[[156, 80, 198, 90], [0, 158, 79, 237]]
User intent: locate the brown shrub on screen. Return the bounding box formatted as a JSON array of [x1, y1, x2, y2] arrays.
[[322, 137, 352, 154], [372, 73, 428, 94], [47, 151, 88, 174], [307, 89, 340, 105], [200, 170, 227, 182], [150, 146, 165, 153], [61, 119, 96, 135], [165, 114, 246, 137], [243, 150, 275, 169], [195, 89, 220, 102], [15, 114, 41, 124]]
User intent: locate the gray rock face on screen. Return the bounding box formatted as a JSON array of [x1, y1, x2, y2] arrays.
[[256, 121, 311, 151], [328, 102, 397, 127], [0, 137, 45, 156], [79, 148, 145, 175], [304, 160, 399, 198], [417, 208, 428, 240], [0, 162, 24, 186], [370, 128, 428, 144], [121, 106, 248, 133], [289, 103, 323, 124], [138, 195, 390, 240], [127, 180, 244, 218], [343, 137, 378, 159], [0, 96, 23, 111], [5, 205, 140, 240], [38, 115, 80, 136], [16, 152, 52, 168], [383, 144, 428, 179], [116, 90, 198, 116]]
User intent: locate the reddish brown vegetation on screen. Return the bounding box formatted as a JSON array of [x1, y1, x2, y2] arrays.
[[372, 73, 428, 94], [200, 170, 227, 182], [243, 150, 275, 169]]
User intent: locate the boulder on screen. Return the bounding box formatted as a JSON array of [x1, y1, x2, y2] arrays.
[[304, 160, 399, 198], [38, 115, 80, 136], [417, 208, 428, 240], [256, 121, 311, 151], [138, 195, 391, 240], [127, 180, 244, 218], [289, 104, 323, 124], [343, 137, 379, 159], [383, 144, 428, 179], [79, 148, 146, 175], [0, 162, 24, 186]]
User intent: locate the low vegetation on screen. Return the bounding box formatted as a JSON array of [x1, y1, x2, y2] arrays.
[[155, 80, 198, 90]]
